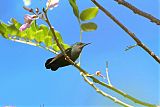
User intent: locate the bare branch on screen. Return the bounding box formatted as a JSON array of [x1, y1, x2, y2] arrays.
[[88, 76, 157, 107], [106, 61, 112, 86], [91, 0, 160, 63], [9, 38, 58, 54], [82, 74, 133, 107], [114, 0, 160, 25]]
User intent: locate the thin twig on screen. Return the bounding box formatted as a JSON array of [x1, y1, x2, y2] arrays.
[[114, 0, 160, 25], [78, 29, 83, 66], [9, 38, 58, 54], [82, 74, 133, 107], [88, 76, 157, 107], [106, 61, 112, 86], [91, 0, 160, 63]]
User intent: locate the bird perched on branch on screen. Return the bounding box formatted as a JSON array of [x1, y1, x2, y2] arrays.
[[45, 42, 90, 71]]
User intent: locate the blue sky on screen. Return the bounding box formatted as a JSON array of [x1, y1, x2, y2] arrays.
[[0, 0, 159, 107]]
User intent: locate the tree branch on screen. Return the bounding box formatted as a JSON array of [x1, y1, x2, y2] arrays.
[[114, 0, 160, 25], [9, 38, 58, 54], [82, 74, 133, 107], [91, 0, 160, 63], [88, 76, 157, 107]]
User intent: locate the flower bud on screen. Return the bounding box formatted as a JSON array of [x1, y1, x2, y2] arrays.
[[19, 23, 30, 31], [95, 71, 106, 79], [95, 71, 101, 76], [36, 8, 39, 14], [23, 6, 33, 12]]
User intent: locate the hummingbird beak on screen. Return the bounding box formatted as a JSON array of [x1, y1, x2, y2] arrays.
[[83, 43, 91, 47]]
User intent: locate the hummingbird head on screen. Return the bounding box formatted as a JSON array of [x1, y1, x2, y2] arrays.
[[70, 42, 91, 61], [72, 42, 91, 49]]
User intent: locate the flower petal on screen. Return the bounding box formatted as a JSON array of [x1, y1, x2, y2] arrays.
[[19, 23, 31, 31], [24, 14, 34, 23], [46, 0, 59, 10]]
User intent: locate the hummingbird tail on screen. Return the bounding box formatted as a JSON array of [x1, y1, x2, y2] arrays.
[[45, 58, 59, 71], [51, 66, 59, 71], [45, 58, 53, 69]]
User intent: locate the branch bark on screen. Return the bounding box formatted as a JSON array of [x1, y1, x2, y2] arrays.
[[91, 0, 160, 63], [114, 0, 160, 25]]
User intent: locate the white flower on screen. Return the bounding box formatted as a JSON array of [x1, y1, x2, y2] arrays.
[[46, 0, 59, 10]]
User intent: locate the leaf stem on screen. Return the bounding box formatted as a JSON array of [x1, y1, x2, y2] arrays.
[[78, 28, 83, 66]]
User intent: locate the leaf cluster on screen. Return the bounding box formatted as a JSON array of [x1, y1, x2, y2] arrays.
[[0, 18, 70, 52], [69, 0, 98, 32]]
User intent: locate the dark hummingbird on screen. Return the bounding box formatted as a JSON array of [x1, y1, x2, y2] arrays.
[[45, 42, 90, 71]]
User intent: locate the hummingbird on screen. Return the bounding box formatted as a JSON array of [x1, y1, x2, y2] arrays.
[[45, 42, 91, 71]]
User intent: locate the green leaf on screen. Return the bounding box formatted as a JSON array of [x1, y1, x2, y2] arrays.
[[10, 18, 17, 24], [81, 22, 97, 32], [55, 30, 63, 43], [48, 30, 63, 43], [35, 29, 44, 43], [25, 28, 35, 40], [21, 21, 41, 40], [30, 20, 38, 32], [0, 18, 71, 54], [39, 25, 49, 36], [17, 32, 27, 38], [10, 18, 21, 29], [62, 43, 70, 50], [69, 0, 80, 21], [7, 24, 19, 35], [52, 43, 70, 52], [52, 43, 60, 51], [80, 7, 99, 21], [44, 36, 53, 47], [0, 22, 7, 36]]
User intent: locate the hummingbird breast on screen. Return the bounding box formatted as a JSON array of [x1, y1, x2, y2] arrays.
[[71, 48, 81, 61]]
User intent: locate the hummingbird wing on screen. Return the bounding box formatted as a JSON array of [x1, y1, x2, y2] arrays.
[[45, 48, 72, 71], [45, 58, 54, 69]]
